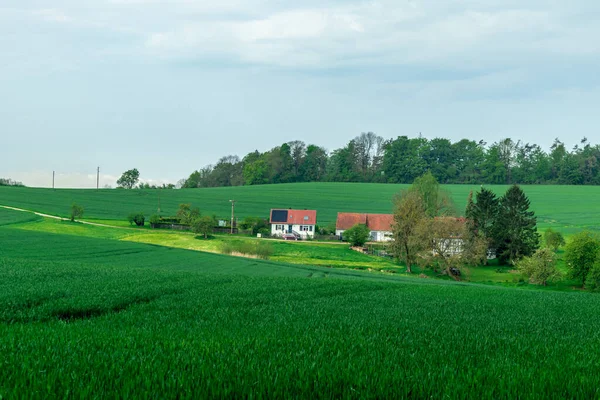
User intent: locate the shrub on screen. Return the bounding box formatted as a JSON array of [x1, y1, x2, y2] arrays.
[[585, 262, 600, 291], [343, 224, 371, 247], [127, 212, 145, 227], [219, 240, 273, 260], [240, 216, 269, 235], [517, 248, 561, 286], [149, 214, 161, 225]]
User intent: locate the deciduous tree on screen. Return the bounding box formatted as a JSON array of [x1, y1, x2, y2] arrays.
[[544, 228, 565, 251], [117, 168, 140, 189], [191, 216, 215, 239], [517, 248, 560, 286], [70, 203, 84, 222], [176, 204, 200, 226], [392, 190, 427, 273], [565, 231, 600, 287]]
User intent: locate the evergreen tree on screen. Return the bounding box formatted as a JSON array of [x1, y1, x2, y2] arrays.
[[493, 185, 540, 264], [465, 187, 499, 240]]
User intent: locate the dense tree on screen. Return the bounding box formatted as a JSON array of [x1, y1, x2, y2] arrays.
[[0, 178, 25, 187], [300, 145, 328, 182], [180, 134, 600, 187], [493, 185, 539, 264], [191, 216, 215, 239], [176, 203, 200, 226], [117, 168, 140, 189], [343, 224, 371, 247], [564, 231, 600, 287], [465, 187, 500, 259], [517, 248, 560, 286], [383, 136, 428, 183]]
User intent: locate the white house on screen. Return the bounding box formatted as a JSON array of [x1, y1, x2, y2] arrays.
[[270, 209, 317, 239], [335, 213, 394, 242]]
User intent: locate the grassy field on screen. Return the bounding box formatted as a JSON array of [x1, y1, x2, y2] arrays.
[[9, 209, 586, 289], [2, 216, 600, 397], [1, 183, 599, 233]]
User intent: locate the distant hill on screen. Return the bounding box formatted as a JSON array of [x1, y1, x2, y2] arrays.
[[0, 183, 598, 233]]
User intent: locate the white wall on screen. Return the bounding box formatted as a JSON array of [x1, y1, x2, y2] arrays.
[[272, 224, 315, 238]]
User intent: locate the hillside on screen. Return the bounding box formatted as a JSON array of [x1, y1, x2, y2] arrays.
[[1, 183, 598, 233], [2, 212, 600, 397]]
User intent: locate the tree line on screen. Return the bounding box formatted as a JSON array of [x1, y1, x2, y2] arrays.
[[182, 134, 600, 188]]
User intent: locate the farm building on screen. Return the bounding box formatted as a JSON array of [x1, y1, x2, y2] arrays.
[[269, 209, 317, 239], [336, 213, 394, 242]]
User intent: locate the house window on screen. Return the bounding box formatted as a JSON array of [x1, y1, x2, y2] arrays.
[[300, 225, 310, 232], [309, 226, 313, 232], [275, 224, 284, 230]]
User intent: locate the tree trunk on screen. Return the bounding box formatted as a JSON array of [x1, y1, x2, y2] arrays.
[[404, 243, 412, 273]]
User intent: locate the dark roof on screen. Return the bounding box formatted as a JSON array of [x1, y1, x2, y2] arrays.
[[270, 209, 317, 225]]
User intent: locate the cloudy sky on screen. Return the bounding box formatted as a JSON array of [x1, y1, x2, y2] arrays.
[[2, 0, 599, 188]]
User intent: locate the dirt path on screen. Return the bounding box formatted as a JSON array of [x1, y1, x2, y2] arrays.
[[0, 205, 134, 230]]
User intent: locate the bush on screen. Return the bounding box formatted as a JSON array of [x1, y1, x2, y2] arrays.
[[517, 248, 561, 286], [127, 212, 145, 227], [149, 214, 161, 225], [219, 240, 273, 259], [585, 262, 600, 291], [240, 216, 269, 235], [343, 224, 371, 247]]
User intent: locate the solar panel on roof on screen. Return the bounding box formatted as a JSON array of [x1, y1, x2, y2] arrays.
[[271, 210, 288, 222]]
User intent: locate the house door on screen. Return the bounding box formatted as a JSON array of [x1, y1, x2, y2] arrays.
[[288, 225, 293, 233]]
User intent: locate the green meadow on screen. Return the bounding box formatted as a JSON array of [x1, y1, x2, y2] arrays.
[[1, 183, 599, 233], [2, 207, 600, 398]]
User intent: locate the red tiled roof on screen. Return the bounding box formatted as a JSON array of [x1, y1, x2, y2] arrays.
[[270, 209, 317, 225], [335, 213, 367, 230], [336, 213, 394, 232], [366, 214, 394, 232]]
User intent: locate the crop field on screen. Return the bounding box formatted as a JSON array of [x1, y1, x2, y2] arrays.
[[0, 208, 599, 397], [2, 218, 600, 397], [0, 207, 42, 226], [1, 183, 599, 233]]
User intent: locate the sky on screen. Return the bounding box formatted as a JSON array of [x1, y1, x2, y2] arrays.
[[1, 0, 600, 188]]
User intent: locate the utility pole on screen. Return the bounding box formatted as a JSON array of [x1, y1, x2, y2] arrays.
[[52, 171, 55, 190], [229, 200, 236, 234], [97, 166, 100, 190], [157, 189, 161, 214]]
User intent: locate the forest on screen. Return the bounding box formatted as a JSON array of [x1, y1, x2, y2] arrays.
[[182, 134, 600, 188]]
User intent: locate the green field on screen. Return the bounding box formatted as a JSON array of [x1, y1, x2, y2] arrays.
[[1, 183, 599, 233], [2, 213, 600, 398]]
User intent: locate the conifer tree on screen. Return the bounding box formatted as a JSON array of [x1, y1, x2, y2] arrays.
[[493, 185, 540, 264]]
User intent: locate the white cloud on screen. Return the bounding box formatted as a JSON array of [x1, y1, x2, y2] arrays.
[[140, 1, 594, 69]]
